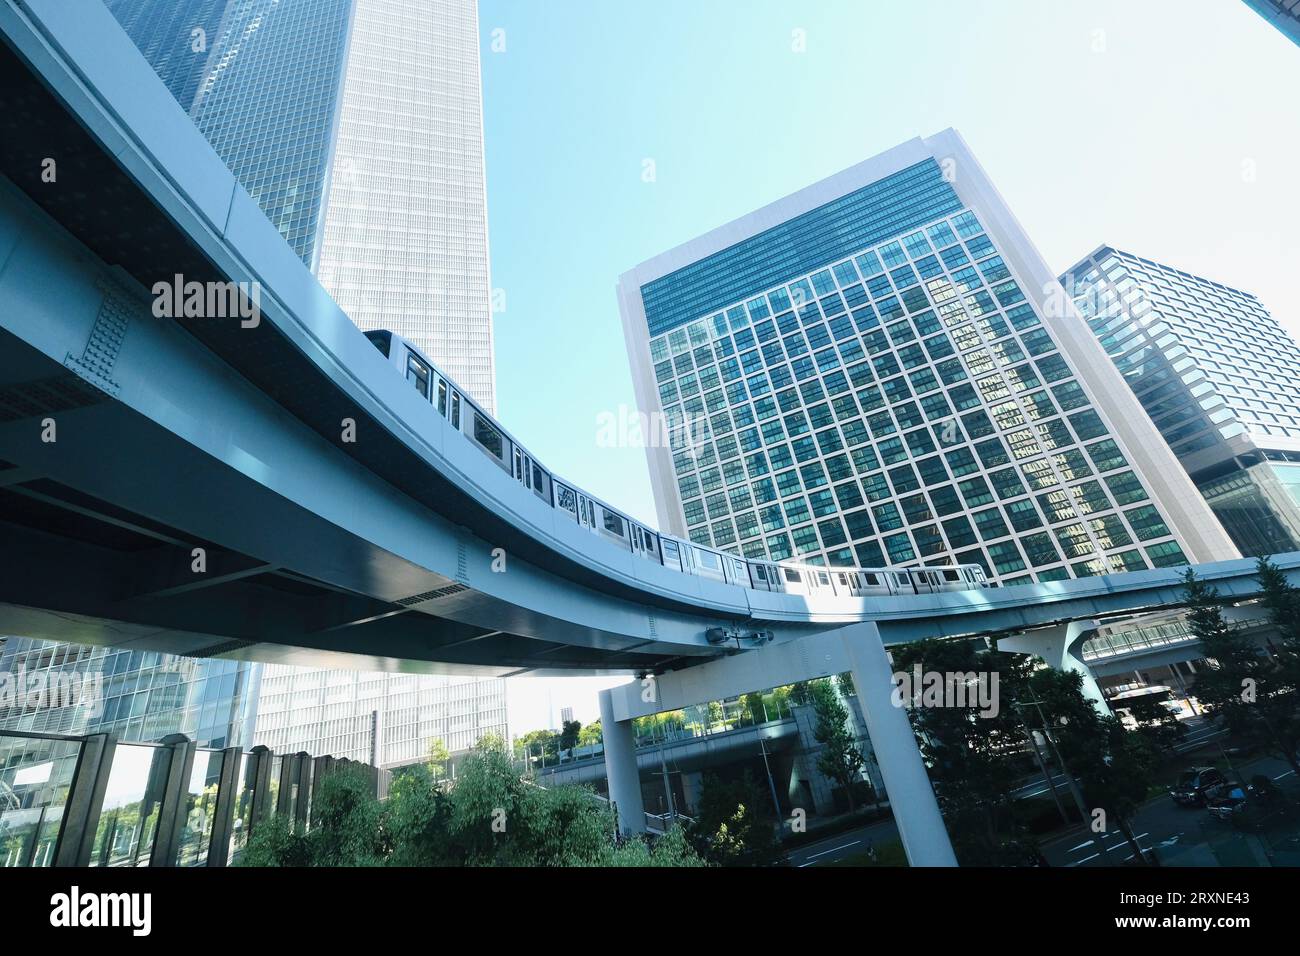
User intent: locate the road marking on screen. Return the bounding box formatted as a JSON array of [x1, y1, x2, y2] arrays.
[[803, 840, 860, 861]]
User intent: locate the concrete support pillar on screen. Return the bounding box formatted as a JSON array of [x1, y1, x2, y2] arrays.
[[999, 620, 1108, 713], [840, 622, 958, 867], [150, 733, 197, 867], [599, 687, 645, 835], [53, 732, 116, 867], [680, 771, 704, 816]]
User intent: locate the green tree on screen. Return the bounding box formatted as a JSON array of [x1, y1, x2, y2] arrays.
[[237, 765, 383, 867], [891, 639, 1031, 864], [1124, 696, 1187, 754], [236, 737, 710, 868], [558, 720, 581, 758], [809, 679, 864, 811], [742, 691, 765, 725], [1028, 667, 1156, 865], [688, 771, 779, 866], [426, 738, 449, 782], [384, 763, 458, 865], [577, 720, 602, 748], [1185, 568, 1300, 777]]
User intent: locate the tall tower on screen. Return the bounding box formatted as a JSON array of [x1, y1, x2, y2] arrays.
[[1062, 246, 1300, 556], [106, 0, 496, 412], [6, 0, 506, 758], [316, 0, 496, 411], [618, 130, 1237, 584], [1242, 0, 1300, 46]]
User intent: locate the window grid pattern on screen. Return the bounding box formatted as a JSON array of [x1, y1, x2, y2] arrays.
[[254, 667, 508, 765], [648, 210, 1189, 584], [0, 638, 257, 749], [1062, 247, 1300, 463], [640, 159, 964, 338], [189, 0, 354, 265]]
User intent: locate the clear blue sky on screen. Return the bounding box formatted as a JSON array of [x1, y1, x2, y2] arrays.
[[481, 0, 1300, 730]]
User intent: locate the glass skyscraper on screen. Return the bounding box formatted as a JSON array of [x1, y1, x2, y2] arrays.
[[252, 669, 508, 769], [1061, 246, 1300, 557], [103, 0, 232, 112], [316, 0, 496, 411], [106, 0, 496, 410], [619, 131, 1238, 584], [0, 641, 260, 749], [188, 0, 356, 268], [2, 0, 506, 759], [1243, 0, 1300, 46]]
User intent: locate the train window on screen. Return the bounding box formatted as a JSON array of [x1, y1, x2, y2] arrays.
[[474, 413, 504, 459], [943, 569, 960, 581], [602, 510, 626, 536], [532, 462, 546, 491], [555, 483, 577, 514], [783, 568, 802, 583], [817, 572, 830, 586], [755, 565, 767, 581], [696, 550, 721, 570], [663, 540, 680, 561], [864, 573, 880, 586], [437, 380, 448, 416], [406, 354, 431, 398], [451, 392, 461, 428], [643, 532, 657, 555]]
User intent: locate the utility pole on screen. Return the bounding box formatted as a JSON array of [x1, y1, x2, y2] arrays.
[[758, 733, 782, 822], [1015, 697, 1110, 863], [1020, 720, 1070, 825]]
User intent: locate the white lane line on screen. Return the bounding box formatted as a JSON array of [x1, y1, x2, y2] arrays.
[[804, 840, 860, 861]]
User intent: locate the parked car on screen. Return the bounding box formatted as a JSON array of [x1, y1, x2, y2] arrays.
[[1170, 767, 1226, 807], [1205, 783, 1249, 822]]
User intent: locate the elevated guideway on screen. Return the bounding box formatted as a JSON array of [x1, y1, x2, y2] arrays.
[[3, 1, 1298, 866], [2, 1, 1297, 680]]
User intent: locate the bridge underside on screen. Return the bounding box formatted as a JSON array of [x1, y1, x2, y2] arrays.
[[0, 405, 682, 677]]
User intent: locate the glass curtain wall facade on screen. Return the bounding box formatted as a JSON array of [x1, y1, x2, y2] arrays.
[[252, 668, 508, 768], [1243, 0, 1300, 45], [187, 0, 356, 267], [103, 0, 232, 112], [33, 0, 506, 757], [1061, 246, 1300, 556], [106, 0, 496, 411], [619, 130, 1238, 584], [0, 641, 259, 749], [316, 0, 496, 412]]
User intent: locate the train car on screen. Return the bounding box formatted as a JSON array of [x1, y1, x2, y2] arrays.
[[366, 329, 995, 602]]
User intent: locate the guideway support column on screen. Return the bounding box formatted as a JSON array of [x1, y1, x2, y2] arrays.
[[998, 619, 1108, 713], [599, 687, 645, 835], [841, 621, 958, 867]]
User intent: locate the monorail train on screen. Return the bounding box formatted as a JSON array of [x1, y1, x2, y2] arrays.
[[365, 330, 993, 599]]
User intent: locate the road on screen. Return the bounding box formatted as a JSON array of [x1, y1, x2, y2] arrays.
[[1041, 754, 1298, 867], [786, 818, 900, 867]]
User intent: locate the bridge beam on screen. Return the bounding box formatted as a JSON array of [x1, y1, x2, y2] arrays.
[[598, 688, 645, 836], [999, 619, 1108, 712], [602, 622, 958, 865]]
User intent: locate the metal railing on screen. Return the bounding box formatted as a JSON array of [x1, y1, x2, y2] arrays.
[[0, 729, 385, 868]]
